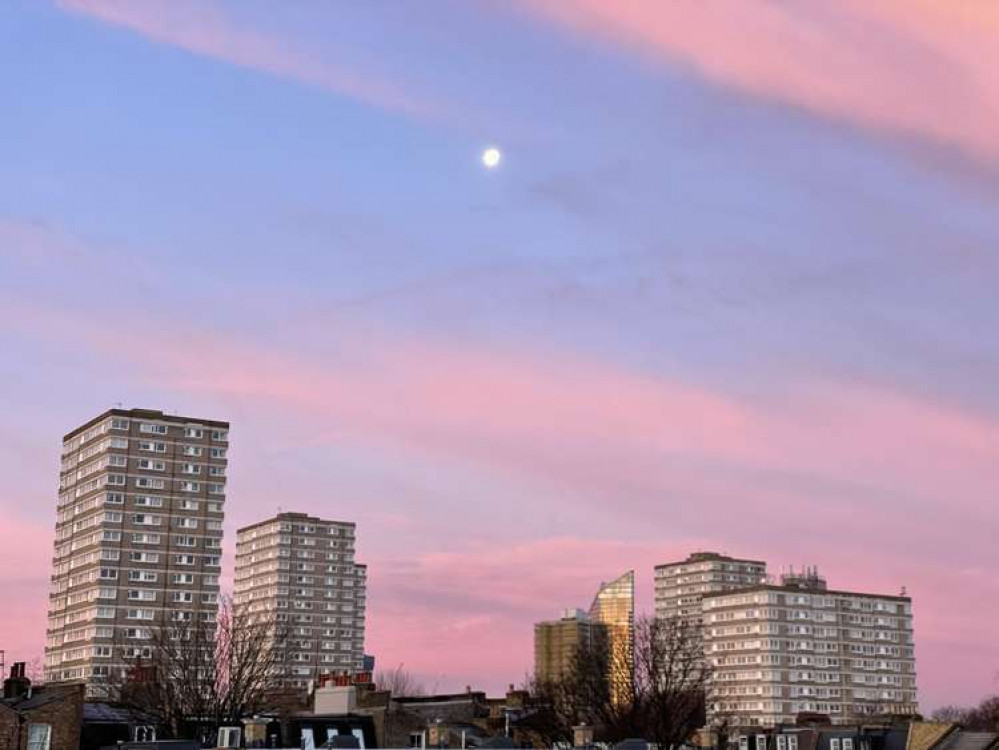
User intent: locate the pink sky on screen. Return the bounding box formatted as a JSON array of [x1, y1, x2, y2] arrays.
[[3, 288, 997, 708], [2, 0, 999, 714]]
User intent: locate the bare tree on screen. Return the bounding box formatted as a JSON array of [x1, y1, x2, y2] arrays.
[[374, 664, 426, 697], [107, 596, 291, 740], [529, 615, 709, 746], [932, 696, 999, 732]]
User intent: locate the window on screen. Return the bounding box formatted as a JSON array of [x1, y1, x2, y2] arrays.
[[137, 459, 165, 471], [173, 592, 194, 603], [184, 427, 203, 438], [138, 441, 166, 453], [757, 737, 767, 750], [210, 448, 226, 459], [180, 481, 200, 493], [181, 463, 201, 475], [211, 430, 229, 442], [789, 738, 799, 750], [182, 445, 203, 457], [831, 741, 841, 750], [843, 741, 854, 750], [27, 724, 51, 750], [217, 728, 241, 748], [139, 423, 168, 435], [134, 727, 157, 743]]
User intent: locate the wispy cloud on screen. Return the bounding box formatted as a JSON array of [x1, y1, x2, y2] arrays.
[[518, 0, 999, 162], [4, 293, 999, 704], [57, 0, 442, 119]]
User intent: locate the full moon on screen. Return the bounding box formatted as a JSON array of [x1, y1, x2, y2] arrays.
[[482, 147, 502, 168]]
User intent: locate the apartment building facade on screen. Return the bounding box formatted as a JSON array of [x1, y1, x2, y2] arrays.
[[234, 512, 366, 689], [703, 570, 917, 727], [45, 408, 228, 697], [534, 609, 599, 684], [654, 552, 767, 622]]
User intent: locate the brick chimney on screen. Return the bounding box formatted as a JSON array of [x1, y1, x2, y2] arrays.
[[3, 662, 32, 700]]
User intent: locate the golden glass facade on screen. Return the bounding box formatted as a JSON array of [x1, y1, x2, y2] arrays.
[[589, 570, 635, 705]]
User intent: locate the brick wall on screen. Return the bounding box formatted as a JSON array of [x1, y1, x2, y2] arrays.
[[0, 686, 84, 750]]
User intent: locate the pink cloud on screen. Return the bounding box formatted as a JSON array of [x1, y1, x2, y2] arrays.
[[4, 300, 997, 706], [0, 515, 55, 672], [56, 0, 440, 119], [518, 0, 999, 162]]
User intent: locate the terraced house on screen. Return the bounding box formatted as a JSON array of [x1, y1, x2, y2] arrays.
[[45, 408, 229, 697]]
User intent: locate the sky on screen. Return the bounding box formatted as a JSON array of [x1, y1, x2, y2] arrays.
[[1, 0, 998, 711]]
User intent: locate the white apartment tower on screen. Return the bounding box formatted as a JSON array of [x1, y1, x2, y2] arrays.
[[655, 552, 768, 622], [234, 512, 367, 689], [703, 569, 917, 727], [45, 408, 228, 697]]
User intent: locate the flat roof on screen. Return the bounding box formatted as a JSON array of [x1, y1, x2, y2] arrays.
[[64, 407, 229, 440], [237, 512, 357, 534], [702, 583, 911, 602], [655, 552, 767, 570]]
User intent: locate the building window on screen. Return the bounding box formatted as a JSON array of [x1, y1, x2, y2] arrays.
[[27, 724, 51, 750], [134, 727, 157, 742], [217, 728, 241, 748]]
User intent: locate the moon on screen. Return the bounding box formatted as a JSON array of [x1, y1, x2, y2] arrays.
[[482, 147, 502, 169]]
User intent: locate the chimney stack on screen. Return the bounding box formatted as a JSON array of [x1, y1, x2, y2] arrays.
[[3, 662, 31, 700]]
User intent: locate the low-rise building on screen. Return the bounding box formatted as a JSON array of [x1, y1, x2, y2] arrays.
[[1, 664, 84, 750]]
